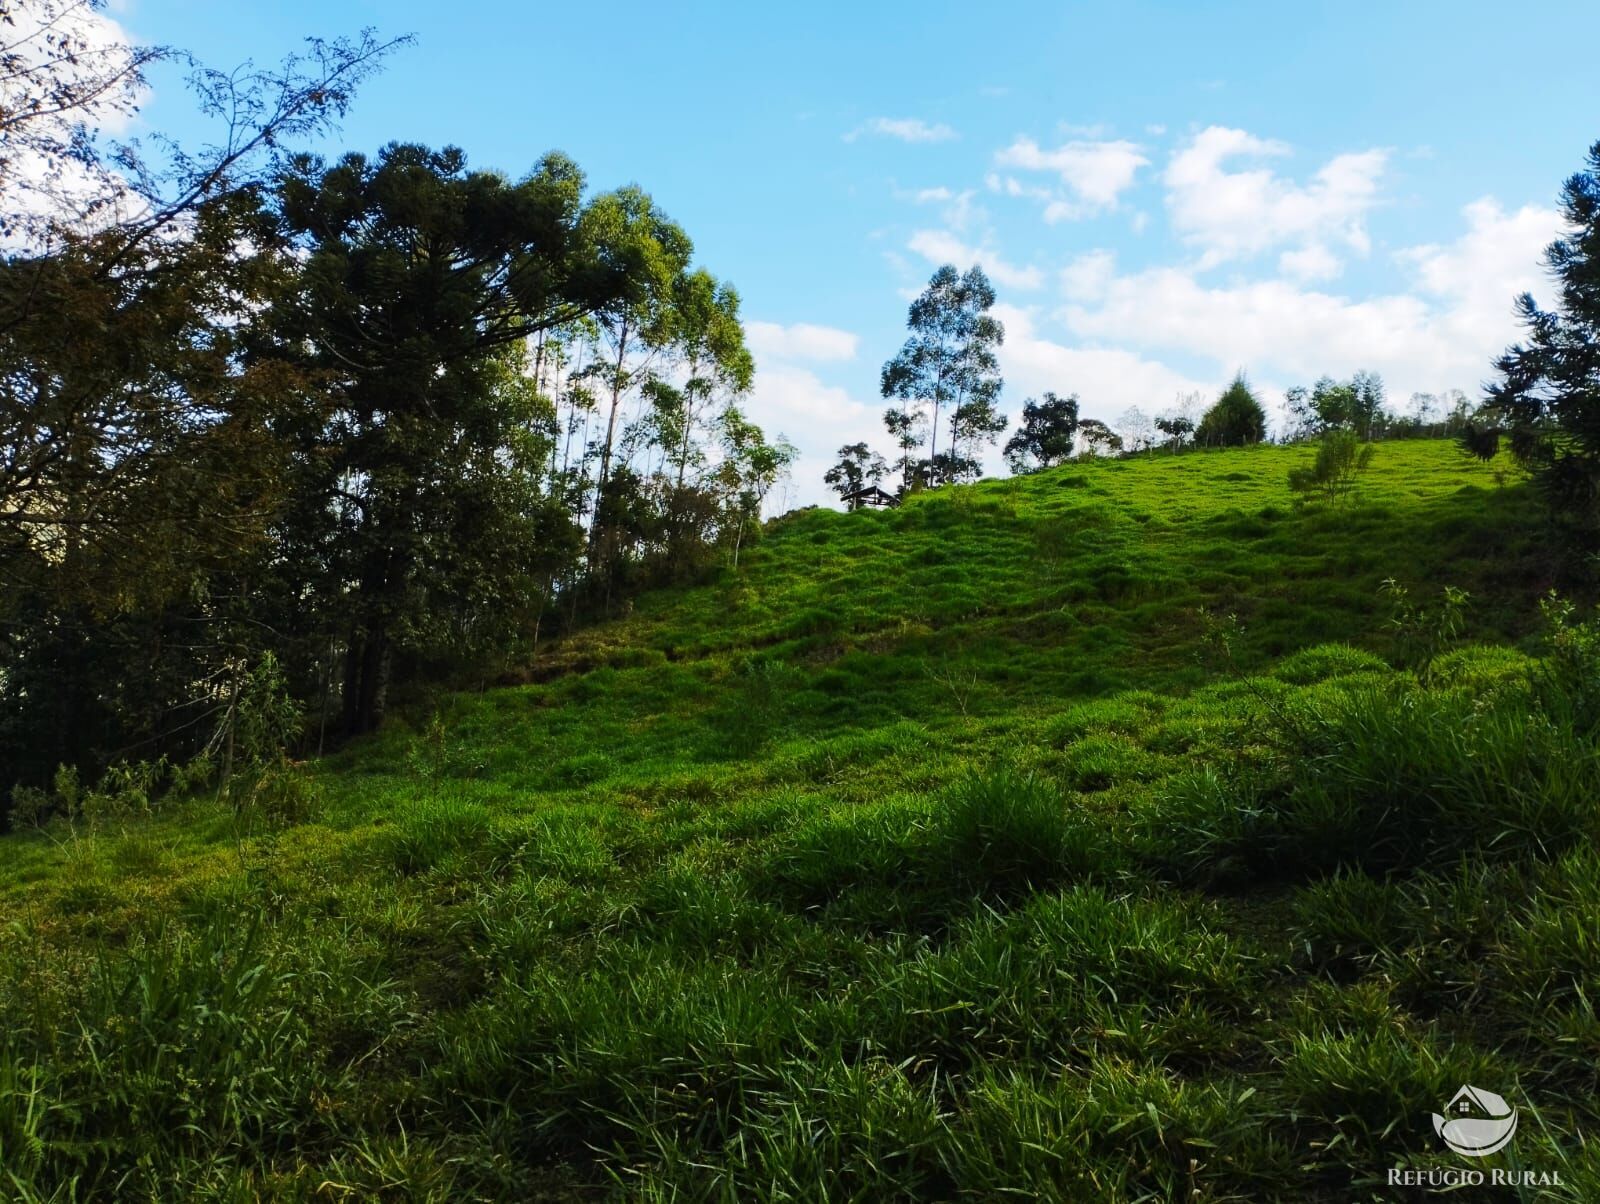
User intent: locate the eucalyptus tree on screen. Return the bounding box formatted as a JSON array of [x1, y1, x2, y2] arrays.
[[716, 407, 796, 568], [1285, 372, 1387, 442], [576, 187, 690, 555], [881, 264, 1005, 488], [666, 269, 753, 491]]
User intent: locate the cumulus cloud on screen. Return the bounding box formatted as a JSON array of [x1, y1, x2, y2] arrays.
[[994, 302, 1212, 425], [1059, 250, 1117, 301], [1278, 243, 1343, 282], [907, 228, 1044, 290], [845, 117, 957, 143], [993, 135, 1149, 216], [1163, 126, 1387, 268], [745, 320, 860, 363], [741, 322, 880, 510], [1058, 197, 1561, 402]]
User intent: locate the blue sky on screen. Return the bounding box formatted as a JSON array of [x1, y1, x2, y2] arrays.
[[118, 0, 1600, 506]]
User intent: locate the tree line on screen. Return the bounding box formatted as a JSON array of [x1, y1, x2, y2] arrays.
[[825, 269, 1500, 510], [0, 4, 792, 818]]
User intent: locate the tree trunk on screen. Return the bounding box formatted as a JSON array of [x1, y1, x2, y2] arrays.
[[341, 622, 390, 737]]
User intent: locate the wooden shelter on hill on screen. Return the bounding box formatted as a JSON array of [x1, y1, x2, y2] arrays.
[[842, 484, 899, 510]]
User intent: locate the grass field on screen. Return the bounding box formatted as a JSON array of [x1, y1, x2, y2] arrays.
[[4, 439, 1598, 1201]]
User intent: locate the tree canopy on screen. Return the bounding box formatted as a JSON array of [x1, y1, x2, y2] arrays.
[[881, 264, 1005, 488], [1004, 392, 1080, 472], [0, 26, 792, 813], [1195, 373, 1268, 447], [1476, 138, 1600, 561]]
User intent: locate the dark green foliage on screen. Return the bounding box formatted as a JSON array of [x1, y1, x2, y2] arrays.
[[1137, 665, 1600, 886], [1004, 391, 1080, 472], [1, 130, 786, 807], [1195, 372, 1268, 446], [272, 143, 634, 736], [1481, 139, 1600, 565]]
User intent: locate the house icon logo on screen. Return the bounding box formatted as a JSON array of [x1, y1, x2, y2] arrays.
[[1433, 1085, 1518, 1157]]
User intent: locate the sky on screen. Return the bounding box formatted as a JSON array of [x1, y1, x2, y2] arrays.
[[107, 0, 1600, 508]]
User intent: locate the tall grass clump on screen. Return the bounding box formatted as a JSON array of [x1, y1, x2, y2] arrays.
[[933, 767, 1118, 896], [0, 918, 346, 1199], [758, 769, 1118, 924], [1140, 655, 1600, 885]]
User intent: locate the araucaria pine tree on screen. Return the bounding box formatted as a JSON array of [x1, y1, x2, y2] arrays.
[[1477, 139, 1600, 564]]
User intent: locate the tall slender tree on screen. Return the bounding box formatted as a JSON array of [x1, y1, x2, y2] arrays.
[[881, 264, 1005, 488], [666, 270, 753, 492], [580, 189, 690, 515]]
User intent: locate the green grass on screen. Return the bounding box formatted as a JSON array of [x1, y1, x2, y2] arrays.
[[4, 439, 1597, 1200]]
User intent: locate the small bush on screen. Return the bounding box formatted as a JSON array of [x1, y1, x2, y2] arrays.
[[1286, 430, 1375, 504]]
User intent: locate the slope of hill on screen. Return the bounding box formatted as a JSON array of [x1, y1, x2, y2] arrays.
[[3, 439, 1597, 1201]]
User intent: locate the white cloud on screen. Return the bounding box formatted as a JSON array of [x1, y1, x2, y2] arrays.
[[994, 136, 1149, 213], [1278, 243, 1343, 282], [744, 357, 880, 510], [745, 320, 860, 363], [994, 302, 1211, 425], [1059, 250, 1117, 301], [1163, 126, 1387, 267], [0, 1, 149, 243], [742, 320, 876, 509], [907, 228, 1044, 290], [846, 117, 958, 144], [1058, 197, 1562, 401]]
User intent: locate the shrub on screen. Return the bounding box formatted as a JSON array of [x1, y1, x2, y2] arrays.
[[1287, 430, 1375, 504]]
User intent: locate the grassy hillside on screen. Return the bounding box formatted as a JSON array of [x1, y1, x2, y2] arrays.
[[4, 439, 1598, 1201]]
